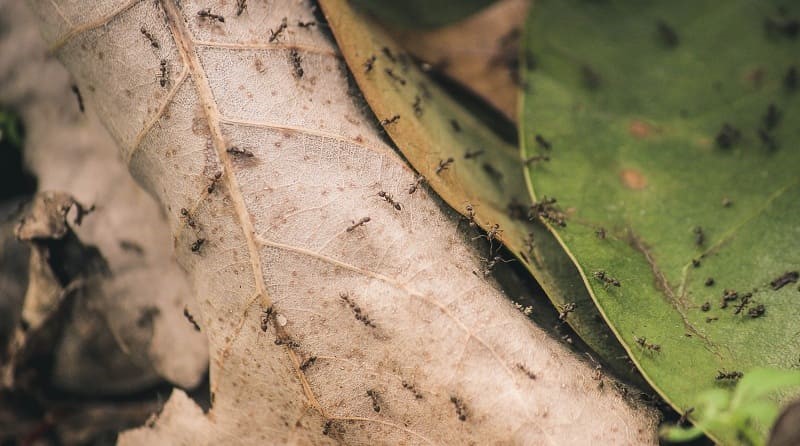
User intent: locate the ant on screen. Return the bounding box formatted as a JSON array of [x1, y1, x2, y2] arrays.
[[290, 49, 303, 78], [479, 254, 514, 277], [534, 134, 552, 150], [557, 302, 576, 322], [634, 336, 661, 353], [260, 306, 273, 332], [715, 370, 743, 381], [435, 157, 454, 175], [180, 208, 197, 228], [412, 95, 423, 116], [227, 146, 254, 157], [300, 356, 317, 371], [190, 238, 206, 253], [529, 197, 566, 227], [523, 154, 550, 165], [346, 217, 370, 232], [450, 396, 468, 421], [269, 17, 288, 42], [384, 68, 407, 85], [464, 204, 478, 229], [363, 55, 376, 73], [464, 149, 484, 159], [408, 175, 425, 194], [763, 104, 781, 131], [381, 46, 397, 63], [473, 223, 503, 245], [235, 0, 246, 16], [450, 119, 461, 132], [378, 191, 402, 211], [595, 227, 606, 239], [715, 123, 740, 149], [297, 20, 316, 28], [656, 20, 679, 48], [140, 27, 159, 48], [693, 226, 704, 247], [733, 292, 752, 315], [158, 59, 169, 88], [380, 115, 400, 126], [366, 389, 381, 412], [593, 270, 621, 287], [183, 306, 201, 331], [197, 8, 225, 23], [207, 171, 222, 193]]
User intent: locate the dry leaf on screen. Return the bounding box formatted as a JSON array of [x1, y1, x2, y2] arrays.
[[0, 0, 207, 394], [26, 0, 658, 443]]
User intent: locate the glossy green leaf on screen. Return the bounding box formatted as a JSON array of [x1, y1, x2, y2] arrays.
[[350, 0, 496, 29], [319, 0, 642, 382], [521, 1, 800, 443]]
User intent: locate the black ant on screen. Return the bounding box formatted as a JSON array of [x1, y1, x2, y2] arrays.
[[450, 396, 468, 421], [227, 146, 254, 157], [207, 171, 222, 193], [763, 104, 781, 131], [180, 208, 197, 228], [268, 17, 288, 42], [557, 302, 576, 322], [523, 154, 550, 165], [289, 49, 303, 78], [693, 226, 704, 247], [464, 204, 478, 229], [715, 370, 743, 381], [771, 271, 798, 290], [412, 95, 423, 116], [450, 119, 461, 132], [581, 65, 601, 90], [720, 289, 739, 309], [534, 134, 552, 150], [733, 292, 752, 315], [656, 20, 679, 48], [595, 227, 606, 239], [140, 27, 159, 48], [158, 59, 168, 88], [529, 197, 566, 227], [366, 389, 381, 412], [384, 68, 407, 85], [748, 304, 765, 318], [363, 55, 376, 73], [346, 217, 370, 232], [593, 270, 620, 287], [380, 115, 400, 126], [300, 356, 317, 371], [435, 157, 454, 175], [464, 149, 484, 159], [260, 306, 273, 332], [473, 223, 502, 244], [377, 191, 402, 211], [197, 8, 225, 23], [190, 238, 206, 253], [634, 336, 661, 353], [408, 175, 425, 194], [715, 123, 740, 149], [478, 254, 514, 277], [235, 0, 246, 16], [381, 46, 397, 63], [297, 20, 316, 28], [183, 306, 201, 331]]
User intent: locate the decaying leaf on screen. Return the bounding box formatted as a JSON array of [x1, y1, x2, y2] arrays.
[[0, 0, 207, 396], [27, 0, 658, 443], [388, 0, 528, 121]]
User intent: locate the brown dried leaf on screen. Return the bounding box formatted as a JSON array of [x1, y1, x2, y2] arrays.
[[26, 0, 658, 443]]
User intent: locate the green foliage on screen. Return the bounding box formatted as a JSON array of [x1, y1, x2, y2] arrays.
[[661, 369, 800, 445], [350, 0, 496, 29], [521, 0, 800, 444]]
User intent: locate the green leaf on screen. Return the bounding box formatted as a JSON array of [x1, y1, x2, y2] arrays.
[[350, 0, 496, 29], [521, 1, 800, 444], [320, 0, 643, 383]]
